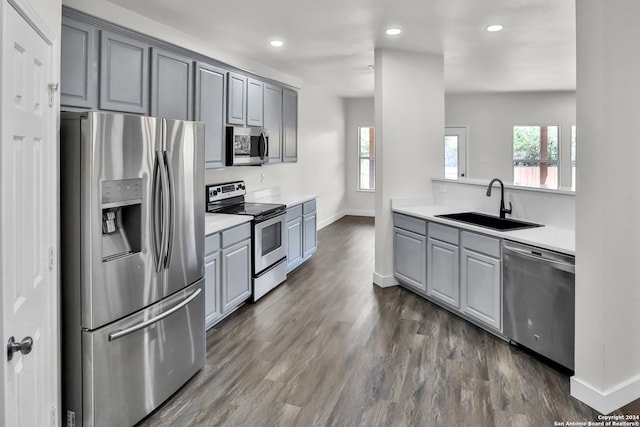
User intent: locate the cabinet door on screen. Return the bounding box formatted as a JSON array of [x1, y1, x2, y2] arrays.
[[222, 238, 252, 312], [246, 77, 264, 127], [303, 212, 317, 259], [205, 251, 221, 329], [461, 248, 502, 330], [283, 88, 298, 162], [196, 63, 226, 169], [427, 238, 460, 308], [99, 31, 149, 114], [227, 72, 246, 125], [264, 83, 283, 163], [286, 217, 303, 272], [61, 16, 97, 108], [393, 228, 427, 293], [151, 48, 193, 120]]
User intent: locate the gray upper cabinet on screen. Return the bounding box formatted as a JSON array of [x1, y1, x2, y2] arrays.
[[264, 83, 283, 163], [195, 63, 226, 169], [61, 16, 98, 109], [151, 48, 193, 120], [246, 78, 264, 127], [99, 31, 149, 114], [227, 72, 246, 125], [283, 88, 298, 162]]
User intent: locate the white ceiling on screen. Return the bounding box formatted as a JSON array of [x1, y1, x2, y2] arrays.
[[105, 0, 576, 98]]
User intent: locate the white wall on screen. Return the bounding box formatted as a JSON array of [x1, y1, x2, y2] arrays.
[[374, 49, 444, 285], [445, 92, 576, 188], [571, 0, 640, 414], [62, 0, 347, 227], [344, 97, 375, 215]]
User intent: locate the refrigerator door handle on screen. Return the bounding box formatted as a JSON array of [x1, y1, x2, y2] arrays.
[[157, 149, 170, 272], [107, 287, 202, 341], [163, 150, 174, 269], [152, 151, 163, 271]]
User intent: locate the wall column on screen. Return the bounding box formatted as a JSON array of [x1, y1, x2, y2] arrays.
[[373, 49, 444, 285], [572, 0, 640, 413]]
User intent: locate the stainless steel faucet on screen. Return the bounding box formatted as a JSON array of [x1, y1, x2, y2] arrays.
[[486, 178, 512, 219]]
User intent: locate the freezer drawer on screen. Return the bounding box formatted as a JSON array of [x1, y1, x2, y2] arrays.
[[80, 280, 205, 427]]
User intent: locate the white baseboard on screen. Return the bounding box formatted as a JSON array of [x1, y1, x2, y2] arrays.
[[372, 272, 398, 288], [571, 374, 640, 414], [317, 211, 346, 230], [344, 209, 375, 217]]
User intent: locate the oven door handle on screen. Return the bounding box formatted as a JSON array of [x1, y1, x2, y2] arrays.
[[108, 288, 202, 341]]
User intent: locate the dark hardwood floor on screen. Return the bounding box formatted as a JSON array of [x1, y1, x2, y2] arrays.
[[139, 216, 639, 427]]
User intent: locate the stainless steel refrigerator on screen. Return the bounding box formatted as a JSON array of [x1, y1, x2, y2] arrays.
[[60, 112, 205, 427]]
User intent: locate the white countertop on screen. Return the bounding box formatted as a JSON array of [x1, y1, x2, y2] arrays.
[[245, 192, 317, 207], [393, 204, 575, 255], [205, 213, 252, 236]]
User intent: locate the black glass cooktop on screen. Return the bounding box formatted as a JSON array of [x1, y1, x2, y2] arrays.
[[209, 202, 286, 219]]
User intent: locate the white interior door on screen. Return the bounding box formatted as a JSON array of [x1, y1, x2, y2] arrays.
[[444, 126, 468, 179], [1, 1, 57, 426]]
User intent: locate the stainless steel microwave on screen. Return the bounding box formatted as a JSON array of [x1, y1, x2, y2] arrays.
[[226, 126, 268, 166]]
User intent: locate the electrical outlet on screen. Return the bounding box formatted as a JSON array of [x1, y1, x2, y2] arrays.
[[261, 173, 265, 183]]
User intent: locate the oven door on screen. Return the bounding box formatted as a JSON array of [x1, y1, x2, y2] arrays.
[[254, 213, 286, 273]]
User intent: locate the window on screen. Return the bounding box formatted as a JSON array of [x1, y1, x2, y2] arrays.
[[571, 125, 577, 190], [444, 127, 467, 179], [358, 126, 375, 191], [513, 125, 559, 188]]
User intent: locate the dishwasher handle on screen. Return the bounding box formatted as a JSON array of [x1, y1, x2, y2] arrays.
[[504, 245, 575, 274]]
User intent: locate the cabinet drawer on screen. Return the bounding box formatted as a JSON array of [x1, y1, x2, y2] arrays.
[[462, 231, 500, 258], [222, 223, 251, 248], [287, 204, 303, 221], [205, 233, 220, 255], [393, 213, 427, 236], [303, 199, 316, 214], [429, 222, 459, 245]]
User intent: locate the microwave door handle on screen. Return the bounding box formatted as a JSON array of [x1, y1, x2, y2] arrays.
[[259, 132, 267, 159]]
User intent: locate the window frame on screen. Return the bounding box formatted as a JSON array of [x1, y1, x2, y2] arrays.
[[357, 126, 376, 192], [512, 124, 561, 189]]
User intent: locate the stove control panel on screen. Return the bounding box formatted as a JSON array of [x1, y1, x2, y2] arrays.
[[206, 181, 246, 203]]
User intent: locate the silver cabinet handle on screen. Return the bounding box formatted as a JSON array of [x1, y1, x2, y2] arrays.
[[504, 246, 575, 274], [108, 288, 202, 341]]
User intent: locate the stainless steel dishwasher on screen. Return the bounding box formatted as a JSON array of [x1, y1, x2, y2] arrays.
[[503, 240, 575, 371]]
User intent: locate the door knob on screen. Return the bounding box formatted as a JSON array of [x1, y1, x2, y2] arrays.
[[7, 336, 33, 361]]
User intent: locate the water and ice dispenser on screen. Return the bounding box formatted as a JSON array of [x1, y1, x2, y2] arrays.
[[101, 178, 142, 261]]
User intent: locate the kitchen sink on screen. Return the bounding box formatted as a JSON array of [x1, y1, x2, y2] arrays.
[[435, 212, 544, 231]]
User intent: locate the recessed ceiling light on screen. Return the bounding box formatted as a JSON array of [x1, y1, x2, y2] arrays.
[[270, 40, 284, 47], [385, 27, 402, 36], [486, 24, 504, 32]]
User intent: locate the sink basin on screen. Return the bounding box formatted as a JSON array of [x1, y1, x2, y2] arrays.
[[434, 212, 544, 231]]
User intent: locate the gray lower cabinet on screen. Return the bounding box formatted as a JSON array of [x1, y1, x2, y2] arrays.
[[286, 200, 317, 273], [246, 78, 264, 127], [205, 223, 252, 329], [151, 48, 193, 120], [303, 200, 317, 259], [61, 16, 98, 109], [264, 83, 283, 163], [286, 205, 304, 272], [460, 231, 502, 331], [99, 30, 149, 114], [427, 223, 460, 308], [227, 72, 246, 125], [393, 213, 427, 293], [283, 89, 298, 162], [195, 63, 226, 169]]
